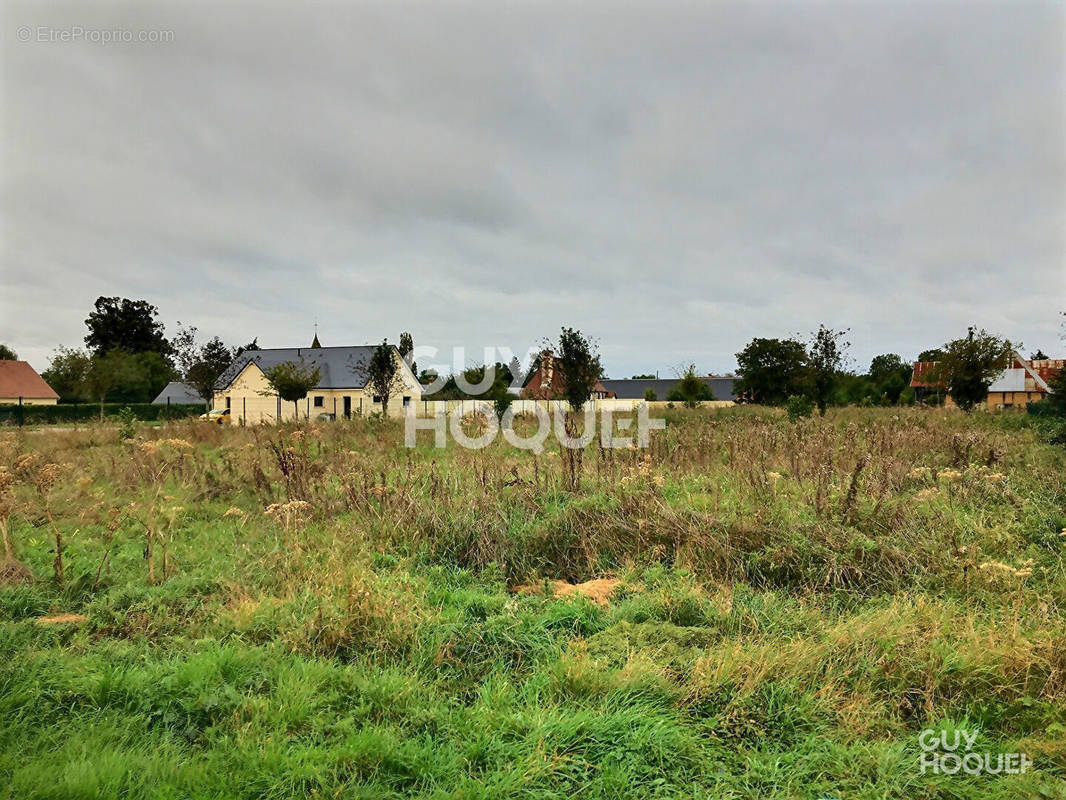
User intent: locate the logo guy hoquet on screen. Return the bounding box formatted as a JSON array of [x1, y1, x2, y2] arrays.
[[918, 729, 1032, 776]]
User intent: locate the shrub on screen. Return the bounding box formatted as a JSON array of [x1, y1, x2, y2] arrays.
[[117, 407, 137, 440], [786, 394, 814, 421]]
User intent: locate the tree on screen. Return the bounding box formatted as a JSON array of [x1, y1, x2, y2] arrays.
[[42, 345, 174, 405], [867, 353, 912, 405], [667, 364, 713, 407], [0, 344, 17, 360], [82, 350, 139, 420], [362, 341, 405, 413], [935, 327, 1015, 411], [868, 354, 906, 383], [43, 347, 91, 402], [171, 324, 234, 407], [734, 337, 808, 405], [262, 360, 322, 421], [554, 327, 602, 412], [234, 338, 259, 358], [1050, 311, 1066, 414], [84, 297, 171, 356], [111, 351, 175, 403], [808, 325, 851, 415], [185, 339, 234, 407], [170, 323, 198, 375], [1046, 367, 1066, 416], [1031, 349, 1049, 360], [918, 348, 944, 362], [643, 388, 657, 401], [632, 373, 656, 379], [398, 331, 415, 376]]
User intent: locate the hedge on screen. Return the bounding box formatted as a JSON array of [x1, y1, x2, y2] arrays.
[[1027, 399, 1065, 419], [0, 402, 206, 426]]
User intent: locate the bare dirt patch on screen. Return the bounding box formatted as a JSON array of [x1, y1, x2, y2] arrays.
[[34, 613, 88, 625], [515, 577, 622, 605]]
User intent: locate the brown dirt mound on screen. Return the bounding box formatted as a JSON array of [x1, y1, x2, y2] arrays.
[[515, 577, 621, 605], [0, 559, 33, 586], [34, 613, 88, 625]]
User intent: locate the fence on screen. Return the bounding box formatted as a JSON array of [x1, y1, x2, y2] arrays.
[[407, 398, 734, 417]]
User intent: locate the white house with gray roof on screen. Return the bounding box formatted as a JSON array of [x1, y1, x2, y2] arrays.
[[212, 340, 422, 423]]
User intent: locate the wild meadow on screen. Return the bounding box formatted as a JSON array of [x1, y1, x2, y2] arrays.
[[1, 406, 1064, 799]]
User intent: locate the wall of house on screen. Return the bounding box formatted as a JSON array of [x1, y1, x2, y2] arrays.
[[212, 357, 423, 424], [987, 391, 1043, 409], [0, 397, 58, 406]]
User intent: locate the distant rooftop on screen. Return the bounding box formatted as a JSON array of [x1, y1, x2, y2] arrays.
[[215, 345, 401, 391], [0, 360, 59, 400], [152, 381, 205, 405], [600, 377, 735, 401]]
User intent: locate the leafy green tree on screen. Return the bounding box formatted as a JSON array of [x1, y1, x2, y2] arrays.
[[262, 360, 322, 420], [918, 348, 944, 362], [868, 353, 912, 405], [808, 325, 851, 415], [667, 364, 712, 407], [84, 297, 171, 357], [632, 373, 656, 379], [869, 354, 905, 383], [734, 337, 808, 405], [114, 352, 176, 403], [184, 339, 233, 408], [555, 327, 602, 412], [0, 344, 17, 360], [1046, 368, 1066, 416], [643, 388, 657, 401], [171, 324, 235, 408], [1031, 350, 1049, 360], [362, 341, 405, 413], [935, 327, 1015, 411], [43, 347, 91, 402], [82, 350, 139, 420]]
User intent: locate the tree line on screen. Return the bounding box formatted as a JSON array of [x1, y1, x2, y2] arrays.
[[732, 323, 1057, 414], [4, 300, 1062, 418], [21, 297, 256, 416]]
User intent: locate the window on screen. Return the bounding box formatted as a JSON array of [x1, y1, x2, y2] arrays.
[[402, 396, 411, 406], [225, 397, 231, 410], [313, 396, 324, 407], [373, 396, 383, 404]]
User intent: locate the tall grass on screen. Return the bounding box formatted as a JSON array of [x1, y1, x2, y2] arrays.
[[0, 407, 1064, 798]]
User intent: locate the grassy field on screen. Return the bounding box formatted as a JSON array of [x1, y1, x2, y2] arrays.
[[1, 407, 1064, 799]]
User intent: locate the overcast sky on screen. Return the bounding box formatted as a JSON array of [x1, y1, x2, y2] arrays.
[[2, 1, 1064, 377]]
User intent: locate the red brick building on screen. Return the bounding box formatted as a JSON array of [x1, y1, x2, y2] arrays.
[[521, 351, 614, 401], [910, 352, 1062, 409]]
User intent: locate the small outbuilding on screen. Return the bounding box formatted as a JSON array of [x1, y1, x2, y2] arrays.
[[152, 381, 206, 406]]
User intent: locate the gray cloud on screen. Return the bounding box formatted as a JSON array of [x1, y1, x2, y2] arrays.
[[2, 0, 1064, 377]]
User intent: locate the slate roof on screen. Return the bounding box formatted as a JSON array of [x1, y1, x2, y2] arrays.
[[599, 377, 735, 401], [0, 361, 60, 400], [215, 345, 398, 391], [152, 382, 206, 404]]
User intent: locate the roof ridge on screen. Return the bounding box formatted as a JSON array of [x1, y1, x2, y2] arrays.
[[1014, 351, 1050, 392]]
